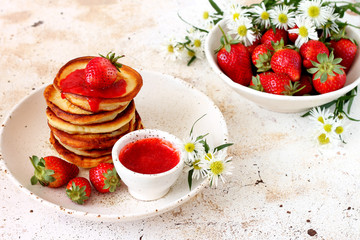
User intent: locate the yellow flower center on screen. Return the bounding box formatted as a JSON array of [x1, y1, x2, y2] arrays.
[[185, 142, 195, 152], [335, 126, 344, 135], [194, 39, 201, 48], [317, 116, 324, 124], [167, 44, 174, 53], [318, 133, 330, 145], [237, 25, 247, 37], [323, 124, 332, 133], [203, 11, 209, 20], [299, 26, 308, 37], [193, 159, 202, 170], [233, 13, 240, 21], [210, 161, 224, 175], [261, 11, 269, 20], [308, 6, 320, 18], [187, 50, 195, 57], [204, 153, 213, 161], [278, 13, 288, 24]]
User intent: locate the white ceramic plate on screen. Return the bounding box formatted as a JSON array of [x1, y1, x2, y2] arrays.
[[205, 20, 360, 113], [0, 70, 228, 222]]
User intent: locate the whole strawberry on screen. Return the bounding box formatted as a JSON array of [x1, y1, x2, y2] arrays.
[[259, 72, 302, 95], [294, 75, 313, 96], [85, 52, 124, 89], [300, 40, 329, 69], [30, 155, 79, 188], [246, 38, 261, 56], [288, 25, 298, 43], [216, 26, 252, 86], [251, 44, 272, 72], [249, 75, 264, 92], [271, 48, 302, 81], [261, 28, 288, 49], [329, 38, 357, 73], [89, 163, 121, 193], [66, 177, 91, 205], [307, 52, 346, 94]]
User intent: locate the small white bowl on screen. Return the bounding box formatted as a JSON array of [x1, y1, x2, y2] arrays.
[[205, 19, 360, 113], [112, 129, 184, 201]]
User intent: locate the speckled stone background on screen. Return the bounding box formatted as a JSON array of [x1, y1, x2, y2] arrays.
[[1, 0, 360, 239]]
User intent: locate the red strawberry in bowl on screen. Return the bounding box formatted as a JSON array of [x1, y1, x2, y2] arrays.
[[66, 177, 91, 205], [89, 163, 121, 193], [261, 28, 288, 50], [216, 26, 252, 86], [85, 52, 124, 89], [307, 52, 346, 94], [329, 38, 357, 73], [300, 40, 329, 69], [259, 72, 303, 95], [271, 47, 302, 82], [30, 155, 79, 188], [251, 44, 273, 72]]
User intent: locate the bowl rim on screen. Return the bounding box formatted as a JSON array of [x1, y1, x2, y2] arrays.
[[112, 129, 184, 179], [205, 19, 360, 103]]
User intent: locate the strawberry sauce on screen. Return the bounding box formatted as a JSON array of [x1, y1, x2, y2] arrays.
[[118, 138, 180, 174], [60, 69, 127, 111]]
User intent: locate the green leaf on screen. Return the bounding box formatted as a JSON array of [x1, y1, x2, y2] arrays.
[[208, 0, 223, 15], [307, 67, 318, 74], [30, 175, 38, 185], [187, 56, 197, 66], [214, 143, 234, 152], [320, 73, 328, 83], [188, 169, 194, 190], [190, 114, 207, 136]]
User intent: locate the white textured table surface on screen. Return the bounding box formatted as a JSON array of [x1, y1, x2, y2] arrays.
[[1, 0, 360, 239]]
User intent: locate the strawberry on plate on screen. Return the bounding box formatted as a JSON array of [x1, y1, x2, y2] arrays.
[[66, 177, 91, 205], [85, 52, 124, 89], [300, 40, 329, 69], [30, 155, 79, 188], [307, 52, 346, 94], [89, 163, 121, 193], [216, 26, 253, 86]]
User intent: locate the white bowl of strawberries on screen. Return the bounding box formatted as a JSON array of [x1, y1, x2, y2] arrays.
[[205, 19, 360, 113]]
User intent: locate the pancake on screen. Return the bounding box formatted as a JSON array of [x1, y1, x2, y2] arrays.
[[46, 100, 135, 134], [49, 132, 113, 168], [49, 114, 137, 150], [44, 84, 93, 115], [45, 85, 131, 125], [53, 56, 143, 112]]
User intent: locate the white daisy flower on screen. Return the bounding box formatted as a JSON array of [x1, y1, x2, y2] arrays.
[[227, 16, 256, 46], [269, 5, 296, 30], [180, 135, 205, 163], [161, 37, 181, 61], [251, 2, 271, 28], [187, 30, 206, 59], [309, 106, 332, 126], [202, 150, 233, 187], [322, 6, 340, 37], [189, 157, 208, 180], [200, 9, 215, 31], [298, 0, 331, 28], [223, 0, 247, 22], [288, 16, 319, 48]]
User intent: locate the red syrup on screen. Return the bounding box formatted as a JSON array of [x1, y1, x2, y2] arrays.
[[118, 138, 180, 174], [59, 69, 127, 112]]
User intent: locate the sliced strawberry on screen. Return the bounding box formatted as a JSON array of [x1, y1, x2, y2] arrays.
[[66, 177, 91, 205], [89, 163, 120, 193], [30, 155, 79, 188]]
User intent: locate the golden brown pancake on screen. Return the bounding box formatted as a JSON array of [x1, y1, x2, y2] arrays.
[[49, 114, 136, 150], [53, 56, 143, 112], [49, 132, 113, 168], [45, 85, 131, 125], [46, 100, 135, 134]]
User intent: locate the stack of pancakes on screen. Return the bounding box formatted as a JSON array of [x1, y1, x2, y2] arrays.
[[44, 56, 143, 168]]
